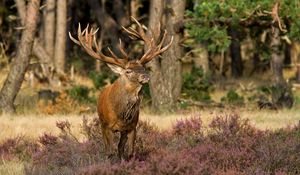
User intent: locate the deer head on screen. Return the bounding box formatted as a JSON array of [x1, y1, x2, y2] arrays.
[[69, 17, 173, 86]]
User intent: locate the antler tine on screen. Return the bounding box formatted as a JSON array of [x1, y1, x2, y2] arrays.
[[93, 33, 101, 53], [92, 27, 99, 35], [118, 39, 129, 61], [131, 16, 151, 45], [68, 23, 83, 46], [139, 37, 155, 61], [87, 27, 94, 48], [131, 16, 142, 28], [122, 26, 140, 39], [84, 26, 92, 46], [107, 47, 120, 60], [156, 30, 167, 49], [69, 31, 81, 45], [122, 16, 149, 43], [78, 23, 82, 35], [139, 32, 174, 64], [155, 36, 174, 55], [83, 24, 89, 42], [139, 47, 153, 63]]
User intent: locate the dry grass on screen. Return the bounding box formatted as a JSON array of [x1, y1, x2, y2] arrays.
[[141, 109, 300, 130], [0, 161, 24, 175], [0, 114, 85, 143], [1, 109, 300, 143]]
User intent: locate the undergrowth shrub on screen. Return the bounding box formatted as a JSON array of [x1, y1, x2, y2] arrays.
[[141, 84, 152, 105], [171, 117, 203, 148], [88, 70, 117, 89], [38, 92, 93, 114], [134, 121, 166, 161], [0, 114, 298, 174], [0, 137, 38, 162], [202, 115, 262, 171], [254, 85, 294, 109], [221, 89, 244, 106], [182, 66, 213, 102], [66, 85, 94, 104], [81, 116, 103, 142], [27, 119, 106, 175], [255, 126, 300, 174]]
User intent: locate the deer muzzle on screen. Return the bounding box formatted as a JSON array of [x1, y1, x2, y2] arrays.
[[139, 74, 150, 84]]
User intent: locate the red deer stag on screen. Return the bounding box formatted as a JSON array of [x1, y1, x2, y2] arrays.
[[69, 17, 173, 159]]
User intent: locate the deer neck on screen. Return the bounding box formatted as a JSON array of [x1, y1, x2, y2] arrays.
[[113, 76, 142, 100]]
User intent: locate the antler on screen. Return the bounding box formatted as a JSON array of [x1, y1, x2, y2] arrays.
[[69, 17, 173, 67], [69, 24, 128, 68], [122, 16, 173, 65]]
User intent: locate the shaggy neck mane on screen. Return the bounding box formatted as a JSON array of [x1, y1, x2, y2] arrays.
[[110, 76, 142, 123]]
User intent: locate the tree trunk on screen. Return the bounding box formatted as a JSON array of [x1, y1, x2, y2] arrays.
[[113, 0, 129, 27], [193, 44, 209, 75], [95, 30, 104, 72], [296, 64, 300, 83], [15, 0, 55, 85], [270, 28, 284, 84], [87, 0, 119, 51], [147, 0, 185, 112], [54, 0, 67, 74], [290, 41, 300, 83], [130, 0, 140, 19], [284, 43, 291, 65], [44, 0, 55, 59], [228, 27, 243, 78], [0, 0, 40, 114], [15, 0, 27, 25], [270, 28, 293, 108]]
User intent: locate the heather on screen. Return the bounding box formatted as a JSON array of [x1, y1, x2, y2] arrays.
[[1, 114, 300, 174]]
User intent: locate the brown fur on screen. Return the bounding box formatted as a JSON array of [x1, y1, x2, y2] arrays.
[[97, 62, 146, 159]]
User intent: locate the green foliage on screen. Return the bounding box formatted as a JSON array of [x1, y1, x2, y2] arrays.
[[141, 83, 151, 100], [259, 84, 293, 108], [88, 71, 108, 89], [88, 70, 117, 89], [186, 1, 242, 52], [182, 66, 213, 102], [71, 59, 85, 72], [281, 0, 300, 41], [247, 84, 294, 109], [66, 85, 95, 104], [0, 5, 8, 14], [187, 24, 231, 52], [186, 0, 300, 53], [221, 89, 244, 106], [294, 95, 300, 106]]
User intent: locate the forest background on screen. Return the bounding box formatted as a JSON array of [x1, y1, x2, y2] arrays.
[[1, 0, 300, 174]]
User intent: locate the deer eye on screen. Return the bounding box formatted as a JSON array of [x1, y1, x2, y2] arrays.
[[126, 70, 133, 74]]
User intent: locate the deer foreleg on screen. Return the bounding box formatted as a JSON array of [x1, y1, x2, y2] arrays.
[[118, 131, 128, 159], [127, 129, 136, 159], [101, 125, 114, 157]]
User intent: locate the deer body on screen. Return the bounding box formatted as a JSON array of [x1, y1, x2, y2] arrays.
[[98, 78, 141, 132], [98, 72, 142, 158], [69, 17, 173, 159]]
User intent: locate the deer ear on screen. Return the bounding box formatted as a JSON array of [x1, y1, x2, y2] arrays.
[[107, 63, 125, 75]]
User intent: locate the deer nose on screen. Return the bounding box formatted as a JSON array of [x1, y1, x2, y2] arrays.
[[140, 74, 150, 83]]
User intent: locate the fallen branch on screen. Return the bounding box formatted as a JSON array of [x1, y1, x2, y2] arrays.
[[178, 98, 224, 108], [293, 83, 300, 89]]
